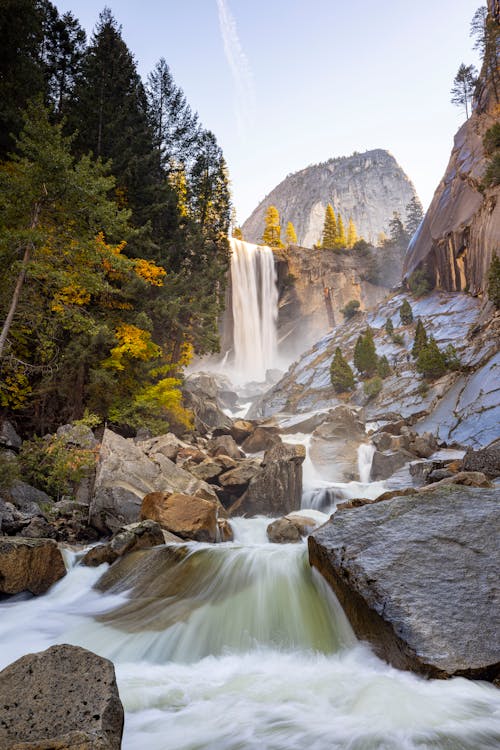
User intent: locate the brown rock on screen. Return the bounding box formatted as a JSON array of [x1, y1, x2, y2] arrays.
[[463, 443, 500, 479], [370, 449, 414, 481], [81, 543, 118, 567], [241, 426, 281, 453], [230, 419, 254, 444], [418, 471, 493, 492], [267, 514, 318, 543], [186, 457, 226, 482], [217, 518, 234, 542], [207, 435, 243, 460], [0, 644, 123, 749], [0, 537, 66, 595], [218, 461, 262, 490], [141, 491, 218, 542], [176, 447, 207, 464]]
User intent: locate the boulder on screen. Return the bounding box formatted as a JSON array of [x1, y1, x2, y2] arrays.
[[20, 516, 57, 539], [217, 518, 234, 542], [230, 419, 254, 444], [0, 499, 28, 535], [218, 461, 262, 491], [0, 537, 66, 595], [241, 426, 281, 453], [371, 431, 393, 452], [370, 449, 414, 481], [183, 372, 235, 433], [408, 432, 438, 459], [267, 514, 318, 544], [141, 491, 219, 543], [81, 519, 165, 567], [0, 420, 22, 450], [186, 457, 227, 482], [418, 471, 492, 491], [463, 443, 500, 479], [309, 486, 500, 680], [207, 434, 243, 460], [176, 447, 207, 465], [138, 432, 187, 462], [7, 481, 51, 517], [56, 422, 98, 449], [309, 406, 366, 482], [230, 443, 306, 517], [0, 644, 123, 749], [89, 429, 216, 534]]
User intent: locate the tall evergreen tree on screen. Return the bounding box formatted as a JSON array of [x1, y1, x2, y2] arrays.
[[346, 217, 358, 247], [321, 204, 337, 249], [451, 63, 478, 119], [261, 206, 284, 248], [405, 197, 424, 238], [399, 298, 414, 325], [412, 319, 428, 358], [470, 4, 499, 101], [353, 328, 378, 377], [285, 221, 298, 245], [330, 347, 355, 392], [336, 212, 347, 247], [389, 211, 409, 246]]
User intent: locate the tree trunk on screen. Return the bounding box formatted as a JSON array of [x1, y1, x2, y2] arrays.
[[0, 203, 41, 359]]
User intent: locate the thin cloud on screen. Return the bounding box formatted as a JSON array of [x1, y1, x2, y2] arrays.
[[216, 0, 256, 138]]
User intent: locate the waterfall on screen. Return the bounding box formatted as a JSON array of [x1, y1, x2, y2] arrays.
[[229, 237, 279, 383], [357, 443, 375, 483]]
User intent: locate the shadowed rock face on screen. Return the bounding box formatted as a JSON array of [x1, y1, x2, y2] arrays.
[[242, 149, 418, 247], [0, 644, 124, 749], [309, 486, 500, 681], [403, 8, 500, 295]]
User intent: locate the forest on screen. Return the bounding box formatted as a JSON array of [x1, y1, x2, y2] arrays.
[[0, 1, 231, 437]]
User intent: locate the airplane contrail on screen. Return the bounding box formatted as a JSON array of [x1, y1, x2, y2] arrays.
[[216, 0, 256, 138]]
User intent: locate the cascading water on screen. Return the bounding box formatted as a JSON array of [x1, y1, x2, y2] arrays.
[[228, 238, 279, 383], [358, 442, 375, 483], [1, 533, 500, 750]]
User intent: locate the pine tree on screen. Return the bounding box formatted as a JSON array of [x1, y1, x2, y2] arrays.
[[412, 318, 428, 358], [377, 355, 391, 379], [336, 212, 347, 247], [261, 206, 284, 248], [389, 211, 409, 247], [416, 337, 447, 379], [405, 197, 424, 238], [385, 317, 394, 336], [487, 253, 500, 307], [346, 217, 358, 248], [321, 204, 337, 249], [450, 63, 478, 119], [399, 299, 413, 325], [285, 221, 298, 245], [41, 6, 86, 118], [330, 347, 355, 392], [353, 328, 378, 377]]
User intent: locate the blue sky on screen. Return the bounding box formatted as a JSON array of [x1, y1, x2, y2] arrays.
[[56, 0, 482, 224]]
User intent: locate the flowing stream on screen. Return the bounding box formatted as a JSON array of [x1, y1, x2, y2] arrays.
[[1, 519, 499, 749]]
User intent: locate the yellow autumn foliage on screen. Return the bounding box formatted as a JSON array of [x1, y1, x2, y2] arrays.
[[133, 258, 166, 286], [104, 324, 161, 371], [51, 284, 91, 313]]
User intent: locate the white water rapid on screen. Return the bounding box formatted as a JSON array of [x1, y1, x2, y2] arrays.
[[1, 527, 500, 750], [228, 238, 279, 383]]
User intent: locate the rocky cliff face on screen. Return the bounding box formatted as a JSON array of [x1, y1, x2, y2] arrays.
[[404, 3, 500, 294], [242, 149, 418, 247]]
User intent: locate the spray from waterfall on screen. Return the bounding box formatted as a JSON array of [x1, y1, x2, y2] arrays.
[[229, 238, 279, 383]]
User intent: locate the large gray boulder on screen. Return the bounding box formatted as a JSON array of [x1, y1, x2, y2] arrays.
[[89, 429, 217, 534], [231, 442, 306, 516], [309, 406, 366, 482], [309, 486, 500, 680], [0, 537, 66, 595], [0, 420, 22, 450], [183, 372, 235, 433], [463, 442, 500, 478], [0, 644, 123, 749]]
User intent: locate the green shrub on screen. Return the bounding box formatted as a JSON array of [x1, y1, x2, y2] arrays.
[[483, 152, 500, 188], [392, 332, 405, 346], [385, 317, 394, 336], [0, 452, 20, 491], [408, 268, 433, 297], [341, 299, 361, 319], [399, 299, 413, 325], [483, 123, 500, 155], [418, 381, 429, 397], [19, 433, 97, 500], [330, 347, 355, 393], [416, 337, 447, 379], [377, 355, 392, 379], [487, 254, 500, 307], [363, 376, 383, 400], [443, 344, 461, 371]]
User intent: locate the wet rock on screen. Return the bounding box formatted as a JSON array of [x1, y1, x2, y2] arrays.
[[463, 443, 500, 479], [20, 516, 57, 539], [0, 644, 123, 749], [217, 518, 234, 542], [207, 435, 243, 461], [230, 443, 306, 517], [408, 433, 437, 459], [267, 514, 318, 544], [309, 486, 500, 680], [241, 426, 281, 453], [141, 491, 219, 543], [0, 537, 66, 595], [370, 449, 414, 481], [81, 519, 165, 567], [371, 432, 393, 451], [309, 406, 366, 482], [230, 419, 254, 444], [89, 429, 216, 534], [0, 420, 22, 451]]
